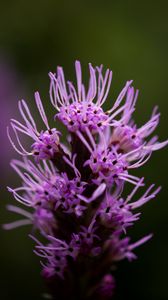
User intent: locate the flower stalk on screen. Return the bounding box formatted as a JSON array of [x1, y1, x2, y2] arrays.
[[5, 61, 167, 299]]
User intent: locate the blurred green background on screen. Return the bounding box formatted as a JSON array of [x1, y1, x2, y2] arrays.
[[0, 0, 168, 299]]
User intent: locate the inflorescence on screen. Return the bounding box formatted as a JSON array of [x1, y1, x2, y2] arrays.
[[5, 61, 167, 300]]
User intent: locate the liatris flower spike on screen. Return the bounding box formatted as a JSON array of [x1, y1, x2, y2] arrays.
[[5, 61, 168, 300]]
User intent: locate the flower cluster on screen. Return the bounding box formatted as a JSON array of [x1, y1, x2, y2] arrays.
[[5, 61, 167, 300]]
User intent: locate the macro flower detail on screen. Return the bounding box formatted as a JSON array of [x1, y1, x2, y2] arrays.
[[5, 61, 167, 300], [31, 128, 60, 162], [7, 92, 61, 161]]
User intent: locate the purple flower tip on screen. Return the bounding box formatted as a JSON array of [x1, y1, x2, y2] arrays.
[[5, 61, 167, 299]]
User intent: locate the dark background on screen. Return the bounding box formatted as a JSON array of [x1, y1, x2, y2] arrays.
[[0, 1, 168, 299]]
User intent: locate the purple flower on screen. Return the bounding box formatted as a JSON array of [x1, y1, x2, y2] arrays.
[[33, 208, 57, 235], [7, 92, 60, 160], [5, 61, 167, 300], [31, 128, 60, 162], [98, 274, 115, 299]]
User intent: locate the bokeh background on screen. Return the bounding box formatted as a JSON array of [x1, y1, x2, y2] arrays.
[[0, 1, 168, 299]]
